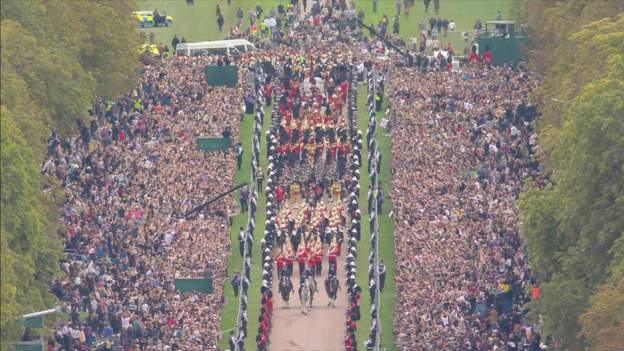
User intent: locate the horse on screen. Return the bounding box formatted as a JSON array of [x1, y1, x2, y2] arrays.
[[279, 275, 294, 307], [325, 274, 340, 308], [299, 277, 315, 314]]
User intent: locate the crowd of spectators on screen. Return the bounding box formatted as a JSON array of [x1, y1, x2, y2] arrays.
[[388, 63, 545, 350], [38, 0, 551, 349], [43, 55, 246, 350]]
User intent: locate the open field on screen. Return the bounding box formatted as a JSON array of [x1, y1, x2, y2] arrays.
[[138, 0, 285, 45], [138, 0, 511, 53]]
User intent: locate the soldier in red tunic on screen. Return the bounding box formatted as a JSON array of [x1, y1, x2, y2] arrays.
[[296, 245, 308, 276], [284, 247, 294, 277], [276, 252, 286, 278]]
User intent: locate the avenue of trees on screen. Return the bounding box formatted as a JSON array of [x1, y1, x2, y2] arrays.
[[512, 1, 624, 350], [0, 0, 140, 346]]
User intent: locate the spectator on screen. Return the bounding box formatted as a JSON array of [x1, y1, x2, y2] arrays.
[[231, 272, 241, 297], [44, 53, 251, 350], [217, 13, 225, 33], [388, 62, 542, 350], [171, 34, 180, 51]]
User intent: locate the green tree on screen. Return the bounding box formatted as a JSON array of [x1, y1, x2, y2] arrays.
[[579, 247, 624, 351], [1, 0, 140, 131], [517, 10, 624, 350], [0, 107, 62, 347], [511, 1, 624, 153], [1, 0, 141, 347]]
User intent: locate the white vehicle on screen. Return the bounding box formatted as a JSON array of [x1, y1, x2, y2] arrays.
[[175, 39, 256, 56]]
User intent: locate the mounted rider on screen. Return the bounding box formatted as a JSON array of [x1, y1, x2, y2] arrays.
[[279, 273, 295, 306], [299, 267, 318, 295], [324, 272, 341, 307]]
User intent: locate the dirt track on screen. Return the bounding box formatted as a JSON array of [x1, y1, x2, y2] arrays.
[[269, 248, 347, 351]]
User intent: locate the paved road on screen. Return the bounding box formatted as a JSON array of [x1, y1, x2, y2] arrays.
[[270, 2, 353, 349], [269, 245, 347, 351]]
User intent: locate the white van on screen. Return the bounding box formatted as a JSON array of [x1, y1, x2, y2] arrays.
[[175, 39, 256, 56]]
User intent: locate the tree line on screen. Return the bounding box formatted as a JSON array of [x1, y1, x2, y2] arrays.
[[1, 0, 140, 347], [512, 1, 623, 350]]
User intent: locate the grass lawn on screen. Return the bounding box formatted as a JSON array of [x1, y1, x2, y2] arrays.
[[356, 85, 397, 351], [217, 103, 273, 351], [137, 0, 511, 53], [137, 0, 285, 47], [355, 0, 512, 53]]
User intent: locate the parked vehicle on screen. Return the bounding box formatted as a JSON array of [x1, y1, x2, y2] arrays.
[[132, 10, 173, 28]]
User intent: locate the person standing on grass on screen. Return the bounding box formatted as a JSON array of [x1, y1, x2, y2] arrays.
[[236, 142, 244, 170], [379, 260, 386, 291], [393, 15, 400, 35], [396, 0, 402, 15], [237, 7, 244, 25], [240, 184, 249, 212], [231, 272, 241, 297], [377, 187, 384, 214], [217, 13, 225, 33], [239, 227, 246, 256], [372, 0, 377, 13], [424, 0, 430, 13], [436, 16, 443, 35], [249, 9, 257, 25], [434, 0, 440, 15], [216, 3, 221, 17], [171, 34, 180, 51]]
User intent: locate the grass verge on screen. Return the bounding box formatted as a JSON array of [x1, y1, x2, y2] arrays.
[[355, 85, 396, 351], [218, 103, 273, 351]]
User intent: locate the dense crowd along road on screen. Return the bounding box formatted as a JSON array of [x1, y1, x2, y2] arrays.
[[17, 1, 600, 351]]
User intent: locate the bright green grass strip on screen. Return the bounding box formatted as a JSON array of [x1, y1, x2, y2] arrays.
[[216, 103, 273, 351], [373, 93, 397, 351], [218, 111, 251, 349], [355, 84, 397, 351]]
